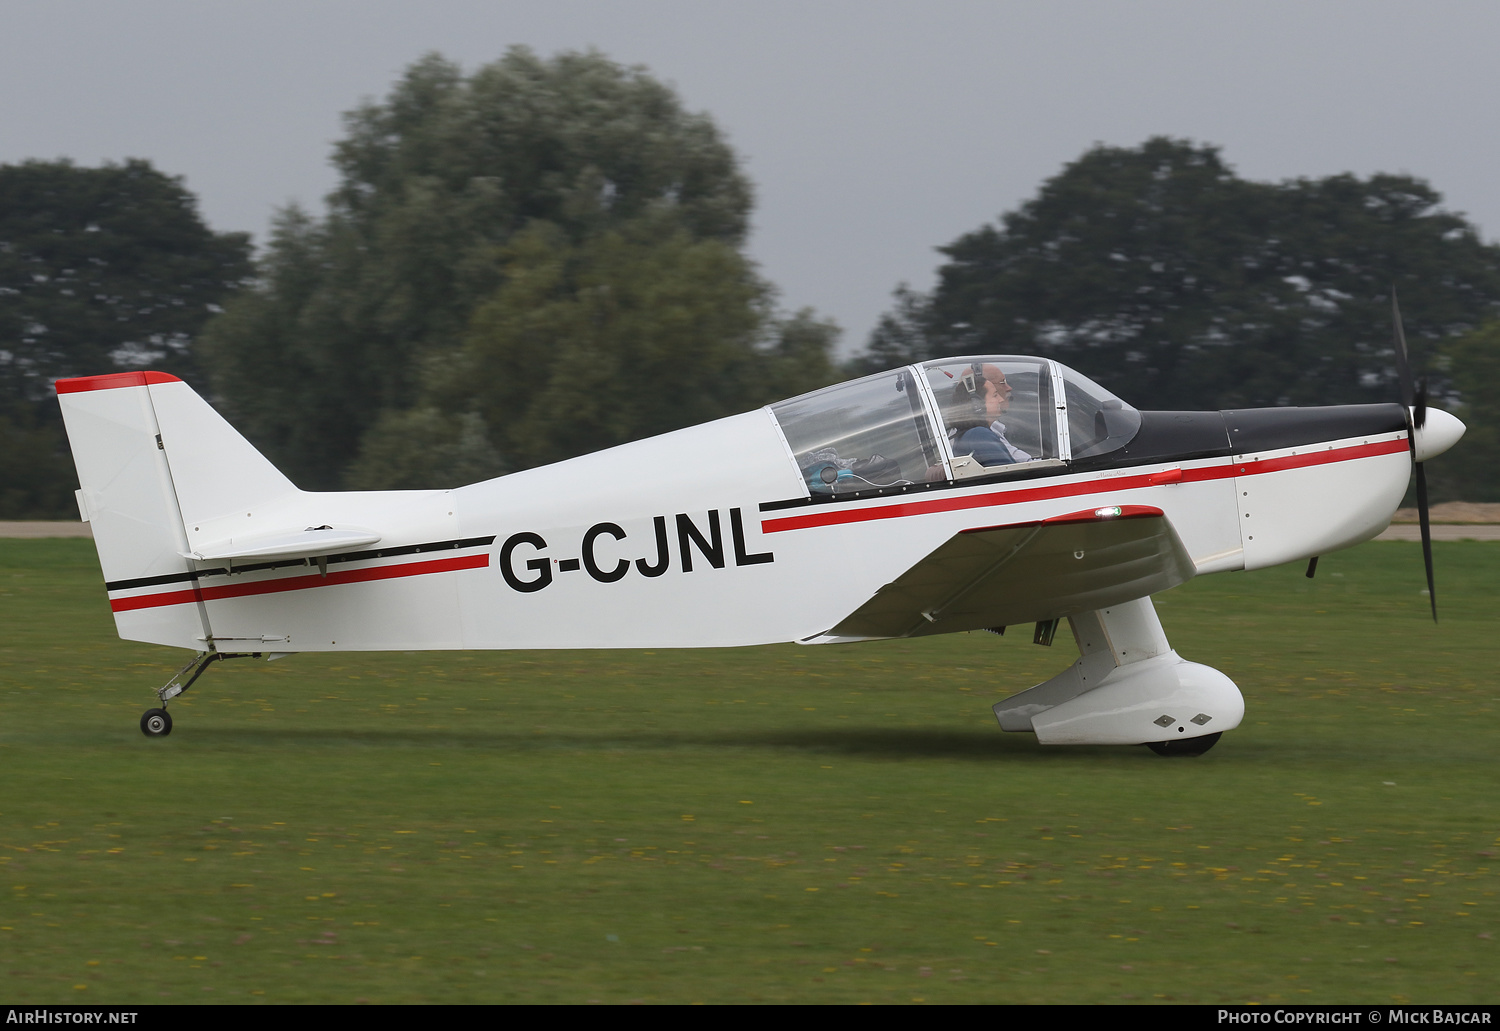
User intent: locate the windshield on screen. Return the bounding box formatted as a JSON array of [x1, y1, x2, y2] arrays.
[[770, 368, 942, 494], [1054, 362, 1141, 459]]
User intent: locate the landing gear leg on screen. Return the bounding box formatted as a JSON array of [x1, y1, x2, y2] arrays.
[[138, 651, 220, 738]]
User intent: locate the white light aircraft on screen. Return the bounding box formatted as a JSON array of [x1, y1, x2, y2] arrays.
[[55, 304, 1463, 754]]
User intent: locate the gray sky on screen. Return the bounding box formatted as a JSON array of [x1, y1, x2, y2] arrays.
[[5, 0, 1499, 353]]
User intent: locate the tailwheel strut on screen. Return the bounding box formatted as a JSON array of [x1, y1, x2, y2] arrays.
[[139, 651, 255, 737]]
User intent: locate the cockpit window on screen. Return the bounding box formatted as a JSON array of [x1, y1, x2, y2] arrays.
[[1056, 363, 1141, 459], [771, 368, 942, 494], [923, 358, 1057, 475]]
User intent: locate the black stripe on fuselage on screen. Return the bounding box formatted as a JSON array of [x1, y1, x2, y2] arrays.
[[1220, 403, 1407, 454], [104, 536, 498, 593]]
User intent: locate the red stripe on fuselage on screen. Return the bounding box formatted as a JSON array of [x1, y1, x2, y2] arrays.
[[109, 553, 489, 612], [761, 437, 1408, 534]]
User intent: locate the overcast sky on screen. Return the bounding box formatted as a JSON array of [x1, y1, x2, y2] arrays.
[[5, 0, 1499, 353]]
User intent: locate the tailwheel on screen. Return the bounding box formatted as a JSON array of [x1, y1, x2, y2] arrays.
[[1146, 731, 1221, 757], [140, 708, 173, 738]]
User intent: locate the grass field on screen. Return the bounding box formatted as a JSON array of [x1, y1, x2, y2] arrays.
[[0, 537, 1496, 1004]]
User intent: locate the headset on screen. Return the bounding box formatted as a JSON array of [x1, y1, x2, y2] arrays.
[[962, 362, 986, 417]]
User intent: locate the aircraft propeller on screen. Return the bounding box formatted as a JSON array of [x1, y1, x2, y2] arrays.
[[1390, 289, 1438, 622]]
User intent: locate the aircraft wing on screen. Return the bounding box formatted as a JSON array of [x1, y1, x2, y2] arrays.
[[819, 505, 1196, 641]]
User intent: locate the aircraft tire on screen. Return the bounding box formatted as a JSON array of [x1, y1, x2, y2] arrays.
[[140, 708, 173, 738], [1146, 732, 1220, 757]]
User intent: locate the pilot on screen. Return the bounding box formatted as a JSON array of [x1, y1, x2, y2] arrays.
[[948, 364, 1032, 466]]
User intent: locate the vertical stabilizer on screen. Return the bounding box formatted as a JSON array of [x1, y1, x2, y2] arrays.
[[56, 372, 209, 649]]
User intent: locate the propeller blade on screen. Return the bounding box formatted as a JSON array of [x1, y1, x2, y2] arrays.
[[1416, 461, 1437, 622], [1392, 287, 1436, 622], [1391, 289, 1416, 411]]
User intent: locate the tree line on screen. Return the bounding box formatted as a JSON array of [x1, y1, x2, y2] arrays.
[[855, 137, 1500, 501], [3, 51, 1497, 517]]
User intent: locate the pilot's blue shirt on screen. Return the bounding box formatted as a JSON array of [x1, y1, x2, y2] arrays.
[[954, 426, 1017, 467]]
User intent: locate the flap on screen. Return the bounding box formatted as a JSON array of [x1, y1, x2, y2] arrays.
[[186, 526, 381, 562], [821, 505, 1195, 641]]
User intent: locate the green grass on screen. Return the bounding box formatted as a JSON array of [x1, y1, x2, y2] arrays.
[[1, 537, 1496, 1004]]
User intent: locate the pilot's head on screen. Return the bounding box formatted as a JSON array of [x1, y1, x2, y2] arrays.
[[979, 364, 1013, 419], [950, 363, 1013, 426]]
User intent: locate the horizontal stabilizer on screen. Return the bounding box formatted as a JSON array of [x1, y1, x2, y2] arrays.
[[186, 526, 382, 562], [824, 505, 1195, 640]]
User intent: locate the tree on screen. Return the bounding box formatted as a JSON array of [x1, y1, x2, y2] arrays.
[[865, 138, 1500, 415], [341, 408, 505, 492], [0, 412, 80, 519], [397, 216, 834, 477], [0, 158, 252, 516], [0, 159, 252, 405], [1427, 322, 1500, 501], [202, 48, 827, 491]]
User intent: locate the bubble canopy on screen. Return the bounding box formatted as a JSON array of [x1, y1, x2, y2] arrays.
[[770, 356, 1140, 495]]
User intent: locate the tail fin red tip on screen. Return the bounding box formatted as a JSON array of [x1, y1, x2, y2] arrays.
[[55, 371, 183, 394]]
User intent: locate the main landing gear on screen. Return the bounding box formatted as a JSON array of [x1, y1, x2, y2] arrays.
[[138, 651, 255, 737], [991, 598, 1244, 755]]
